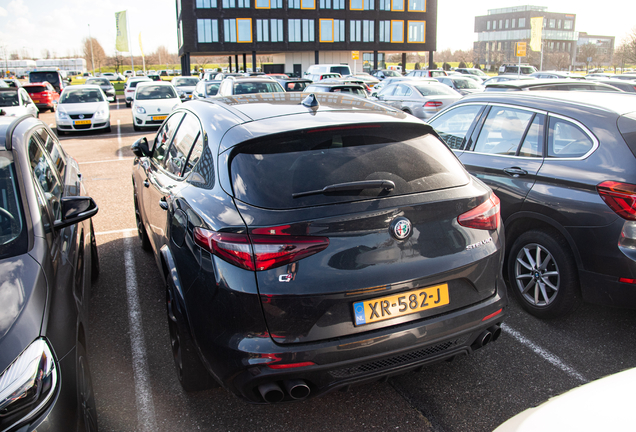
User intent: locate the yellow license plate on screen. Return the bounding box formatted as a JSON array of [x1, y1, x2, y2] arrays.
[[74, 120, 91, 125], [353, 283, 449, 326], [32, 99, 40, 103], [152, 115, 167, 121]]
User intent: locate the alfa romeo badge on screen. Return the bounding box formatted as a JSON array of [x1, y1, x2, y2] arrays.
[[391, 217, 412, 240]]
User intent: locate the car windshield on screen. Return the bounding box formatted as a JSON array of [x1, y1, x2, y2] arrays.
[[0, 91, 19, 107], [233, 82, 283, 94], [205, 83, 220, 95], [174, 78, 199, 86], [87, 79, 110, 86], [0, 156, 25, 256], [468, 69, 488, 77], [453, 78, 482, 90], [60, 89, 104, 103], [415, 84, 459, 96], [136, 85, 177, 100], [129, 80, 150, 88], [384, 70, 402, 77]]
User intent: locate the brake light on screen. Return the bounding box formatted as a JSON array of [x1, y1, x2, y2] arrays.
[[268, 362, 315, 369], [597, 181, 636, 220], [619, 278, 636, 284], [424, 101, 443, 108], [193, 227, 329, 271], [458, 194, 500, 230]]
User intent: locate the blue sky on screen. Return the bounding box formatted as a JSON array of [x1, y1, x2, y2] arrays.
[[0, 0, 634, 58]]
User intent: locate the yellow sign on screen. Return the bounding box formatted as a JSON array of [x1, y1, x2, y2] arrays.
[[516, 42, 527, 57], [351, 51, 359, 60], [115, 11, 129, 52]]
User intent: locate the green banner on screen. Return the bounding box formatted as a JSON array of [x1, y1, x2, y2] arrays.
[[115, 11, 129, 52]]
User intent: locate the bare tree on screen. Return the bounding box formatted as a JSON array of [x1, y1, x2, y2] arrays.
[[454, 49, 473, 67], [546, 52, 571, 71], [576, 43, 598, 72], [109, 51, 125, 74], [434, 48, 452, 63], [621, 27, 636, 64], [614, 44, 629, 72], [82, 37, 106, 72]]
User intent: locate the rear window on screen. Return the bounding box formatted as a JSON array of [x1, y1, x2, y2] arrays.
[[330, 66, 351, 76], [0, 156, 27, 258], [230, 124, 470, 209], [30, 72, 60, 85], [24, 86, 47, 94], [137, 85, 177, 99]]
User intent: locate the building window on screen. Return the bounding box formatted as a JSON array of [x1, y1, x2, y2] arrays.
[[363, 20, 374, 42], [351, 20, 361, 41], [557, 19, 562, 29], [198, 19, 219, 42], [319, 19, 344, 42], [196, 0, 217, 7], [568, 42, 571, 51], [379, 20, 390, 41], [256, 0, 269, 8], [549, 19, 555, 28], [319, 0, 345, 8], [237, 18, 252, 42], [511, 18, 515, 28], [407, 21, 425, 43], [223, 0, 249, 7], [256, 19, 284, 41], [518, 17, 525, 28], [487, 21, 490, 30], [492, 20, 496, 30], [564, 20, 572, 29], [289, 19, 315, 41], [350, 0, 374, 10], [179, 20, 184, 47], [391, 20, 404, 43], [499, 20, 502, 29], [378, 0, 390, 10], [392, 0, 404, 11], [223, 19, 236, 42], [408, 0, 425, 12], [505, 19, 509, 29], [302, 0, 315, 8]]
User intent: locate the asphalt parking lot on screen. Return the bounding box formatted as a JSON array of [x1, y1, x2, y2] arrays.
[[41, 100, 636, 432]]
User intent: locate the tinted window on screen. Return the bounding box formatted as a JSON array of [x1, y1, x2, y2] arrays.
[[429, 105, 483, 150], [136, 85, 177, 99], [283, 81, 309, 92], [518, 115, 545, 157], [474, 107, 534, 155], [0, 90, 18, 107], [28, 136, 62, 221], [30, 71, 60, 86], [36, 128, 66, 176], [24, 86, 47, 94], [230, 124, 470, 209], [548, 118, 594, 158], [206, 82, 220, 95], [153, 113, 185, 164], [0, 155, 26, 258], [164, 114, 201, 176], [234, 82, 283, 94]]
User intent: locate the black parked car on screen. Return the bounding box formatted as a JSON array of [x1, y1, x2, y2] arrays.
[[0, 115, 99, 430], [428, 91, 636, 318], [130, 92, 507, 403]]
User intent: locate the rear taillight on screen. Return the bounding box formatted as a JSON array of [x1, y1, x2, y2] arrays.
[[193, 227, 329, 271], [458, 194, 500, 230], [424, 101, 443, 108], [597, 181, 636, 220]]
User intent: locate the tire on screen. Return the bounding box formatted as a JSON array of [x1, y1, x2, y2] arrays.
[[104, 125, 111, 133], [90, 220, 99, 281], [133, 191, 152, 251], [507, 229, 579, 319], [126, 101, 131, 108], [166, 277, 218, 392], [56, 128, 65, 136], [50, 104, 55, 113], [133, 124, 141, 132], [77, 340, 98, 432]]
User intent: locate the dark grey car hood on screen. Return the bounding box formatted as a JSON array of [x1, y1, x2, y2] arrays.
[[0, 253, 46, 372]]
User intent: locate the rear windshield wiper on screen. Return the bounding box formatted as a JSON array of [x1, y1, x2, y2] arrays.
[[292, 180, 395, 199]]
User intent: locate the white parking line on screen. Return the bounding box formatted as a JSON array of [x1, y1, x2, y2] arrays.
[[502, 323, 588, 384], [96, 228, 137, 236], [116, 97, 120, 110], [123, 234, 158, 432], [78, 158, 135, 165]]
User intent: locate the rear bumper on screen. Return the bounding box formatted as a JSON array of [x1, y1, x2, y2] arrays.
[[216, 283, 507, 403]]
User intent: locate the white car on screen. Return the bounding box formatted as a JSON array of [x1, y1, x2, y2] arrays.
[[132, 81, 181, 131], [494, 367, 636, 432], [55, 84, 110, 135], [124, 77, 152, 107], [0, 87, 39, 118], [170, 76, 200, 100]]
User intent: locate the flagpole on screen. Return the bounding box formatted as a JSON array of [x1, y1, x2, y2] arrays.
[[126, 11, 134, 74], [88, 24, 95, 76]]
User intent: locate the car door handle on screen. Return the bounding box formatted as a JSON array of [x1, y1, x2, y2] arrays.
[[143, 180, 150, 188], [503, 167, 528, 178], [159, 197, 169, 211]]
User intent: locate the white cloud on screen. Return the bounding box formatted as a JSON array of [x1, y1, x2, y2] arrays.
[[7, 0, 29, 16], [0, 7, 8, 17]]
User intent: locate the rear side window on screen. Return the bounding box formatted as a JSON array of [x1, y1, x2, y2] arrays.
[[429, 104, 484, 150], [0, 156, 27, 258], [230, 124, 470, 209], [164, 114, 201, 176], [474, 107, 535, 155], [153, 112, 185, 164], [548, 117, 594, 158]]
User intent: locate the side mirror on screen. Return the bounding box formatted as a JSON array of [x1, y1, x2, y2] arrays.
[[131, 136, 151, 158], [54, 196, 98, 230]]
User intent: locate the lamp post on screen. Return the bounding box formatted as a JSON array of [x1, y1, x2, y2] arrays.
[[88, 24, 95, 76]]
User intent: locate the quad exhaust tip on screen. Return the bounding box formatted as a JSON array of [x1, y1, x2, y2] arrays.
[[258, 380, 311, 403]]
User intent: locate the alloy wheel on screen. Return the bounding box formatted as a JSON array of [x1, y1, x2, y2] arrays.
[[513, 242, 561, 307]]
